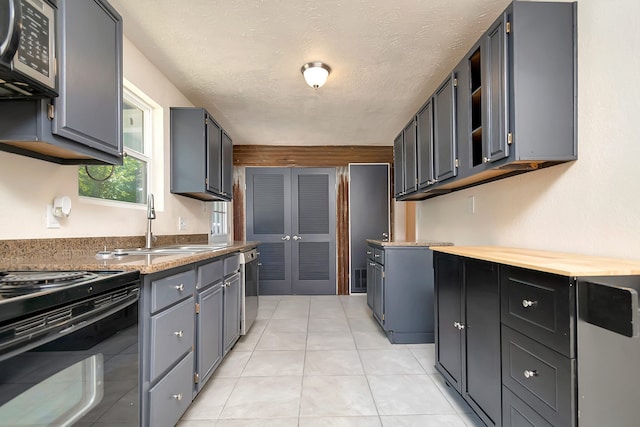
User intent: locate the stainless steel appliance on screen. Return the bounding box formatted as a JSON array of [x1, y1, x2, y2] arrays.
[[0, 269, 140, 426], [577, 276, 640, 426], [0, 0, 57, 98], [239, 249, 258, 335]]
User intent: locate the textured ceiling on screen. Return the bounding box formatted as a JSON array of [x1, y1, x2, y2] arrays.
[[110, 0, 511, 146]]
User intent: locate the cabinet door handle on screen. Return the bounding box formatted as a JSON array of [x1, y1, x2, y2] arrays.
[[522, 299, 537, 308], [281, 235, 291, 241], [458, 323, 465, 330], [175, 284, 184, 291], [483, 157, 491, 163], [174, 330, 184, 338], [523, 370, 538, 379], [292, 235, 302, 241], [453, 322, 460, 329], [172, 393, 183, 401], [367, 251, 372, 255], [374, 254, 380, 258]]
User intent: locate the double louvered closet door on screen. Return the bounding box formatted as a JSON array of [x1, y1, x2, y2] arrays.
[[246, 168, 336, 295]]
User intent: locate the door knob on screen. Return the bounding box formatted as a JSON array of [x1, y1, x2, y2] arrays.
[[292, 235, 302, 241], [281, 235, 290, 241]]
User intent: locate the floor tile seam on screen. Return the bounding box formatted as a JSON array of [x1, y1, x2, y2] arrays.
[[211, 375, 241, 423], [353, 337, 383, 419]]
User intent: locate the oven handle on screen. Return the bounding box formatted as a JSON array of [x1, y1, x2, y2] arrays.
[[0, 287, 139, 363]]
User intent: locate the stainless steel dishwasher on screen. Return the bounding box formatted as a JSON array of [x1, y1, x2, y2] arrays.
[[239, 248, 259, 335], [577, 276, 640, 426]]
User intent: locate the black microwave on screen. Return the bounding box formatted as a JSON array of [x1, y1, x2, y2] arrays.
[[0, 0, 57, 98]]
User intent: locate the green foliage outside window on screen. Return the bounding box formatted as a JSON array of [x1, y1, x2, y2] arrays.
[[78, 155, 147, 203]]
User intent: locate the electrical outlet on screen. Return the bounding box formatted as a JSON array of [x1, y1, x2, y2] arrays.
[[178, 216, 187, 230], [46, 205, 60, 229]]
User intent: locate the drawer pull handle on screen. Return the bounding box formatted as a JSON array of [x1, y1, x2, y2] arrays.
[[172, 393, 183, 401], [523, 370, 538, 379], [175, 284, 185, 292], [374, 254, 380, 258], [522, 299, 537, 308], [174, 330, 184, 338]]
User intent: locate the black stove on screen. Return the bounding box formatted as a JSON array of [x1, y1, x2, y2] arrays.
[[0, 269, 140, 324]]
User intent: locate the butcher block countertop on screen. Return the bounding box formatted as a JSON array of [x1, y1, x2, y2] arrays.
[[432, 246, 640, 277], [366, 239, 453, 247]]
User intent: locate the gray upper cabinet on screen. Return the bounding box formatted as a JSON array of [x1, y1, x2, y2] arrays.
[[221, 130, 233, 199], [433, 72, 457, 184], [393, 132, 404, 198], [416, 99, 434, 190], [395, 0, 576, 200], [170, 107, 233, 201], [393, 120, 417, 198], [0, 0, 123, 165]]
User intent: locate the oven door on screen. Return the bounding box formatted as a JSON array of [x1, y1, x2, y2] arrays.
[[0, 297, 139, 426]]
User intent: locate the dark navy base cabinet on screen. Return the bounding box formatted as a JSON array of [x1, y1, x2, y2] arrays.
[[366, 243, 436, 344]]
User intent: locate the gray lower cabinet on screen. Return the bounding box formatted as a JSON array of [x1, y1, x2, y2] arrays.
[[195, 258, 224, 393], [0, 0, 124, 165], [367, 243, 436, 344], [223, 254, 241, 354], [500, 266, 576, 427], [434, 253, 501, 427], [141, 252, 245, 426], [170, 107, 233, 201], [142, 266, 196, 427], [434, 252, 578, 427]]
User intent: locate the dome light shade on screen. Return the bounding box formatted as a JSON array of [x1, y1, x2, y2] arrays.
[[301, 62, 331, 89]]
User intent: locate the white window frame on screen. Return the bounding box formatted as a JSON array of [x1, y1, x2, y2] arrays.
[[79, 82, 158, 208], [210, 201, 230, 243]]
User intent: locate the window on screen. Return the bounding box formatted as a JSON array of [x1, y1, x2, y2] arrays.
[[78, 86, 153, 204], [210, 201, 230, 242]]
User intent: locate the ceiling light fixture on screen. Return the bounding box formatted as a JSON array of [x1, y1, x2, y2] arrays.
[[301, 62, 331, 89]]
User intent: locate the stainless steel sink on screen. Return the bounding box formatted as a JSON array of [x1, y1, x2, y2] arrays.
[[109, 244, 229, 257]]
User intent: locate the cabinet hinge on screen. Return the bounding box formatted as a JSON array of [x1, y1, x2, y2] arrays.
[[382, 313, 385, 321], [205, 178, 209, 185], [455, 158, 459, 168], [382, 271, 385, 279], [453, 78, 458, 87], [194, 372, 199, 384], [195, 302, 200, 314], [506, 21, 511, 34], [507, 132, 513, 145], [47, 104, 55, 120]]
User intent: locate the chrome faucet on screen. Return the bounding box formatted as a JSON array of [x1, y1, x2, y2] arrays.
[[145, 193, 156, 249]]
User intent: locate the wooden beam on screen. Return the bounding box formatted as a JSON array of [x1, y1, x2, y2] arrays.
[[234, 145, 393, 167]]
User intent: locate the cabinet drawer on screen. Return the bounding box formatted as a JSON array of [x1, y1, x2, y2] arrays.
[[197, 259, 223, 289], [367, 246, 375, 261], [501, 326, 576, 427], [149, 352, 193, 427], [501, 266, 575, 357], [151, 269, 196, 313], [373, 248, 384, 265], [502, 386, 553, 427], [224, 254, 240, 276], [150, 297, 195, 382]]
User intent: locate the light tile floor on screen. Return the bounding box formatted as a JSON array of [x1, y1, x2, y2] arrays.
[[178, 295, 484, 427]]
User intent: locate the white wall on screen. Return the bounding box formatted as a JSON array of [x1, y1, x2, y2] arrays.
[[416, 0, 640, 260], [0, 37, 212, 240]]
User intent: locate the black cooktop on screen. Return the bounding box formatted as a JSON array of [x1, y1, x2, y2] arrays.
[[0, 270, 140, 324]]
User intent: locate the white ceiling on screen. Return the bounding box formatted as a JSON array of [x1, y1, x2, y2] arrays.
[[110, 0, 511, 146]]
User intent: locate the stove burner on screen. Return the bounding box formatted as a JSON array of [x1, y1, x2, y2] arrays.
[[0, 271, 99, 294]]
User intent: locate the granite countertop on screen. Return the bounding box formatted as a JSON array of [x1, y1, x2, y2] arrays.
[[432, 246, 640, 277], [0, 241, 259, 275], [366, 239, 453, 247]]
